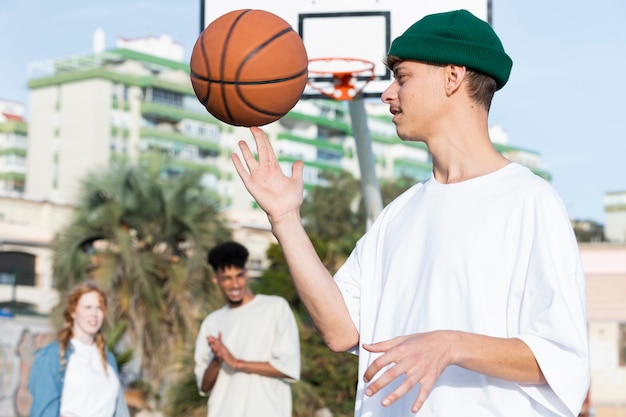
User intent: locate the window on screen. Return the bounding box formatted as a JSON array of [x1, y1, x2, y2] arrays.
[[0, 272, 16, 285], [0, 252, 36, 286], [151, 88, 183, 107], [6, 154, 26, 167], [317, 149, 341, 164]]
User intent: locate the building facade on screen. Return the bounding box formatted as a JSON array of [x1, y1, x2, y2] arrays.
[[605, 191, 626, 243], [0, 100, 28, 194]]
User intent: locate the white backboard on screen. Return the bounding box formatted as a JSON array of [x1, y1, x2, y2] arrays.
[[202, 0, 490, 99]]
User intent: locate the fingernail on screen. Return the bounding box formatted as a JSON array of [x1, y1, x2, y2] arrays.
[[365, 389, 372, 396]]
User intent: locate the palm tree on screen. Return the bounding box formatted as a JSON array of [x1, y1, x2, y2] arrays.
[[52, 159, 231, 397]]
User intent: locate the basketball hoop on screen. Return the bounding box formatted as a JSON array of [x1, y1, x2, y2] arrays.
[[307, 57, 375, 101]]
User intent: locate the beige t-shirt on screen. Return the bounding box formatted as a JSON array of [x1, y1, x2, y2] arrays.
[[194, 294, 300, 417]]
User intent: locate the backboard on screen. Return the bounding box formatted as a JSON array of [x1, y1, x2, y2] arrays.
[[202, 0, 489, 99]]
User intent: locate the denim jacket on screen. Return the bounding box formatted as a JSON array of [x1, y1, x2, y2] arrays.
[[27, 340, 130, 417]]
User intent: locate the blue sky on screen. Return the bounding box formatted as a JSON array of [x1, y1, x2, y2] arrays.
[[1, 0, 624, 224]]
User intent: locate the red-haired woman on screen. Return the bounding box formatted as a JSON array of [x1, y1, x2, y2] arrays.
[[28, 281, 129, 417]]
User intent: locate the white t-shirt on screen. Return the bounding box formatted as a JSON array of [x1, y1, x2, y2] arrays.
[[194, 294, 300, 417], [334, 163, 589, 417], [60, 339, 120, 417]]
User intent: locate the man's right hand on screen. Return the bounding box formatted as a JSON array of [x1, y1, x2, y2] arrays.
[[208, 332, 236, 369], [231, 127, 305, 224]]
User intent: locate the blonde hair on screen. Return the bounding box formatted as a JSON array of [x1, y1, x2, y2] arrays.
[[58, 281, 109, 374]]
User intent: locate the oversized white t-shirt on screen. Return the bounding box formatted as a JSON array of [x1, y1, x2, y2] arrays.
[[60, 339, 119, 417], [194, 294, 300, 417], [334, 163, 589, 417]]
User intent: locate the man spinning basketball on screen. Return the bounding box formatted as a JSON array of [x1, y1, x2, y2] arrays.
[[232, 9, 589, 417]]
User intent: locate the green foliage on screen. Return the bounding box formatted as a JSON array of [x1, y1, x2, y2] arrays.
[[301, 172, 365, 253], [379, 175, 414, 206], [292, 379, 325, 417], [165, 346, 208, 417], [572, 219, 606, 243], [252, 243, 304, 316], [105, 321, 134, 372], [165, 281, 226, 417], [300, 172, 367, 276], [166, 373, 207, 417], [298, 321, 358, 417]]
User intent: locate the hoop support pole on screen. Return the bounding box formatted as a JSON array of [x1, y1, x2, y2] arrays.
[[349, 98, 383, 227]]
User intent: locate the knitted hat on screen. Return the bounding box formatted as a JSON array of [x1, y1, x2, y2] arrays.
[[387, 9, 513, 89]]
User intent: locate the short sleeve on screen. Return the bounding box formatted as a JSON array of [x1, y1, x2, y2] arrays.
[[333, 235, 366, 334], [517, 188, 590, 416], [268, 298, 301, 382]]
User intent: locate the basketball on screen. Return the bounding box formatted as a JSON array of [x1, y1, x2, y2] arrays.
[[190, 9, 309, 127]]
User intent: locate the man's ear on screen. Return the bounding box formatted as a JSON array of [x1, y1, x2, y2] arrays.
[[212, 275, 218, 285], [444, 64, 466, 95]]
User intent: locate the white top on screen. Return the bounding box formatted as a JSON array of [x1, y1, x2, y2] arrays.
[[334, 163, 589, 417], [194, 294, 300, 417], [60, 339, 120, 417]]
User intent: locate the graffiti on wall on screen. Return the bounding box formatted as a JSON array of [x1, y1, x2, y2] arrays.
[[0, 317, 53, 417]]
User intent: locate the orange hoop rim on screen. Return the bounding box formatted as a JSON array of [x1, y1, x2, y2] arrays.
[[307, 57, 376, 101]]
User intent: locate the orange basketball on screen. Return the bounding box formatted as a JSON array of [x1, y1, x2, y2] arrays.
[[190, 9, 308, 127]]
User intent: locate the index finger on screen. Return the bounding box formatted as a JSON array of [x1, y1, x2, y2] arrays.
[[363, 348, 397, 383]]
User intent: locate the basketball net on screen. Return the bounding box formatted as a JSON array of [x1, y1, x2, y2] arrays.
[[307, 57, 375, 101]]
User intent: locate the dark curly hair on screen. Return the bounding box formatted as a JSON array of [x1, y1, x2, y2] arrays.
[[207, 241, 249, 272]]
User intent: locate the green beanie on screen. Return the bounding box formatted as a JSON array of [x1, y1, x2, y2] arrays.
[[388, 9, 513, 89]]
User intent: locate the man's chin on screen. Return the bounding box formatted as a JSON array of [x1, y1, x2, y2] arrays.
[[395, 128, 409, 141], [227, 298, 244, 307], [397, 131, 425, 143]]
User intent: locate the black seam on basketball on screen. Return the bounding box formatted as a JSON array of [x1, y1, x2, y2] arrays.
[[239, 27, 293, 69], [221, 9, 253, 124], [190, 69, 307, 85], [235, 69, 307, 116], [234, 28, 302, 117], [197, 30, 210, 104]]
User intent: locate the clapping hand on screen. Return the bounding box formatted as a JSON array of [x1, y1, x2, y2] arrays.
[[207, 332, 236, 369]]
